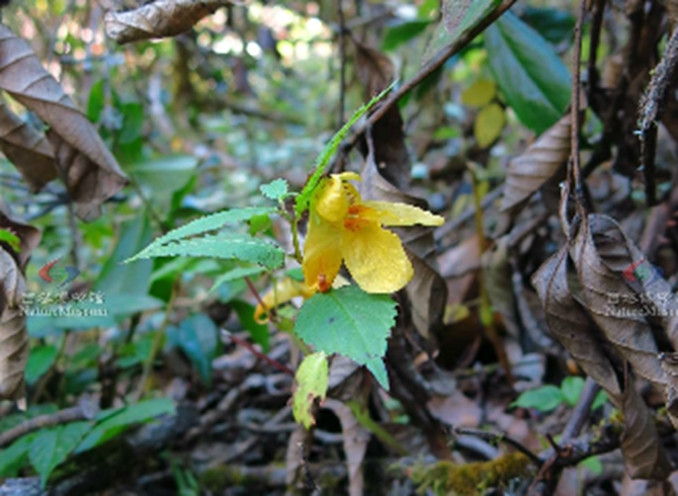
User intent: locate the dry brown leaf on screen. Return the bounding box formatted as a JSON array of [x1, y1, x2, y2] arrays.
[[360, 155, 447, 340], [0, 24, 127, 221], [532, 246, 671, 479], [0, 200, 41, 268], [0, 101, 56, 191], [501, 114, 570, 213], [571, 215, 675, 391], [0, 248, 28, 401], [105, 0, 231, 45]]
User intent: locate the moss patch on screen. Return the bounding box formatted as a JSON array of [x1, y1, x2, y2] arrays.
[[412, 452, 535, 496]]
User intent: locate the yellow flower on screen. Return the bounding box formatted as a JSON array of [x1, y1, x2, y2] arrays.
[[302, 172, 444, 294]]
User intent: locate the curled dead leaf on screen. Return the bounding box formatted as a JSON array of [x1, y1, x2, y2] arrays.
[[532, 245, 671, 479], [0, 101, 56, 191], [0, 25, 127, 221], [0, 200, 41, 268], [501, 114, 571, 213], [105, 0, 231, 45], [0, 248, 28, 401]]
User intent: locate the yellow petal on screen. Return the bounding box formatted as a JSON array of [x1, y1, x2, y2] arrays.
[[302, 212, 343, 292], [314, 174, 362, 223], [254, 277, 314, 324], [362, 201, 444, 227], [342, 222, 413, 293]]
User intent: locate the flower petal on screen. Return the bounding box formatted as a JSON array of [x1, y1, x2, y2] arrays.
[[254, 277, 314, 324], [362, 201, 444, 227], [314, 174, 362, 223], [302, 212, 343, 292], [342, 222, 413, 293]]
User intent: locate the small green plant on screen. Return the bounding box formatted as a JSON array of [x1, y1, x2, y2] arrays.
[[512, 377, 608, 413]]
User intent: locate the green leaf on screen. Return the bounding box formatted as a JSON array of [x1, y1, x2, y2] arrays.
[[293, 352, 329, 429], [592, 390, 609, 411], [521, 7, 575, 45], [512, 385, 564, 412], [128, 155, 198, 199], [560, 376, 585, 407], [97, 213, 154, 297], [295, 285, 396, 389], [423, 0, 500, 63], [127, 233, 284, 269], [29, 422, 91, 487], [295, 83, 396, 216], [0, 433, 35, 478], [25, 345, 59, 385], [230, 300, 270, 351], [485, 11, 571, 134], [382, 20, 431, 51], [126, 206, 275, 263], [87, 79, 105, 123], [260, 178, 289, 200], [76, 398, 175, 453], [167, 315, 218, 386], [0, 228, 20, 252], [210, 266, 266, 293], [579, 455, 603, 475]]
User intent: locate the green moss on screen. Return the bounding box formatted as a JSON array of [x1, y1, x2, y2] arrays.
[[412, 452, 535, 496]]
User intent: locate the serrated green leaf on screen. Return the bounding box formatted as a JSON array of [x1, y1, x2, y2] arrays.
[[76, 398, 175, 453], [127, 233, 284, 269], [561, 376, 585, 407], [29, 422, 91, 487], [167, 315, 218, 386], [295, 83, 396, 216], [126, 207, 275, 263], [512, 385, 564, 412], [485, 11, 571, 134], [25, 345, 59, 385], [295, 286, 396, 389], [210, 266, 266, 293], [293, 352, 329, 429], [260, 179, 289, 200]]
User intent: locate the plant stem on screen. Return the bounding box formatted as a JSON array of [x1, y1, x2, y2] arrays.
[[135, 276, 179, 400], [346, 400, 408, 456]]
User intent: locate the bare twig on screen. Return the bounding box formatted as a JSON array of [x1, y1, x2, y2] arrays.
[[0, 400, 98, 448], [220, 330, 294, 376], [561, 377, 600, 443]]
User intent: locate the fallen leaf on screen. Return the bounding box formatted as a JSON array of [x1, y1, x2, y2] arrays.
[[105, 0, 232, 45], [0, 25, 127, 221]]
